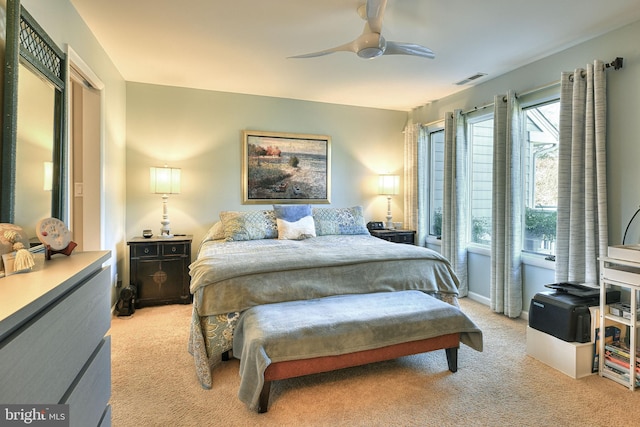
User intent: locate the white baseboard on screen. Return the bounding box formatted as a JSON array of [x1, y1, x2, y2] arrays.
[[466, 291, 529, 320], [467, 291, 490, 306]]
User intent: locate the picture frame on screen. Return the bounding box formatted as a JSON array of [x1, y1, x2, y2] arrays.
[[242, 130, 331, 204], [2, 252, 16, 276]]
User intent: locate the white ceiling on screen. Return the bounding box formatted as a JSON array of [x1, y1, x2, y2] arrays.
[[69, 0, 640, 111]]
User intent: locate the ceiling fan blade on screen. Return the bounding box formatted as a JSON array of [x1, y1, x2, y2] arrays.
[[384, 41, 435, 59], [288, 41, 357, 59], [366, 0, 387, 34]]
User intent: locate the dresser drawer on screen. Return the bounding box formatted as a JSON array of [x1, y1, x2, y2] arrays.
[[62, 336, 111, 427], [0, 267, 111, 403]]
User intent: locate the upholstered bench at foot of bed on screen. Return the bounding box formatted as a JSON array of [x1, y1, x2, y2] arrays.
[[232, 290, 483, 413], [260, 333, 459, 413]]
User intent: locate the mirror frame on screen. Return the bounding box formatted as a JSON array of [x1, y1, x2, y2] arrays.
[[0, 0, 67, 223]]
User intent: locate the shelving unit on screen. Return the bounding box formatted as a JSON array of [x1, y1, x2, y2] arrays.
[[599, 255, 640, 390]]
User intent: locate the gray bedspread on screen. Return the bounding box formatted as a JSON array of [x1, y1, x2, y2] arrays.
[[189, 235, 460, 317], [233, 290, 483, 410]]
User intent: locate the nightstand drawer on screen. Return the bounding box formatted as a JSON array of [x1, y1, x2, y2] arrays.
[[162, 243, 187, 256], [131, 243, 159, 258], [393, 232, 414, 244], [370, 229, 415, 245]]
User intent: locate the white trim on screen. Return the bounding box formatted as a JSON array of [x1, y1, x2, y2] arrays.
[[521, 252, 556, 270], [425, 235, 441, 246], [467, 291, 529, 320], [66, 46, 104, 90], [466, 243, 490, 256], [65, 45, 105, 253], [467, 291, 490, 306]]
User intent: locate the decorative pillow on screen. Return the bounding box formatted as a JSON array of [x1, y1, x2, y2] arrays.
[[219, 210, 278, 242], [203, 221, 225, 242], [273, 204, 316, 240], [312, 206, 370, 236]]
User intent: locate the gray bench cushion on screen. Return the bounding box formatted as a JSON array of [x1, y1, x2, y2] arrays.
[[233, 290, 483, 410]]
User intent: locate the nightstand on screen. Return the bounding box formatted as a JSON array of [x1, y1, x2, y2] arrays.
[[370, 229, 416, 245], [127, 235, 193, 308]]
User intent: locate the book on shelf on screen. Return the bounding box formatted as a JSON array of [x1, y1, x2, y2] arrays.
[[593, 326, 622, 373], [604, 356, 640, 374], [608, 244, 640, 262], [603, 362, 640, 386], [605, 350, 640, 370], [605, 343, 640, 361]]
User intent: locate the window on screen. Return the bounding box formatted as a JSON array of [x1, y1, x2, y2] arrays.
[[428, 129, 444, 237], [468, 115, 494, 245], [522, 100, 559, 256]]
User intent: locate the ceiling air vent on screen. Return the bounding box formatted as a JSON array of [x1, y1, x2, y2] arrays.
[[455, 73, 487, 86]]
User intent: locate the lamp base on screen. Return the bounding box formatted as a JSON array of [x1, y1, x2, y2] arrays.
[[159, 194, 173, 238], [385, 195, 394, 229]]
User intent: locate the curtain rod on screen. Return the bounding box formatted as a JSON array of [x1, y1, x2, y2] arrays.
[[459, 57, 624, 116]]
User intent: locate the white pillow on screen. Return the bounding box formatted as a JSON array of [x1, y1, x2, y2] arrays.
[[273, 204, 316, 240], [276, 215, 316, 240]]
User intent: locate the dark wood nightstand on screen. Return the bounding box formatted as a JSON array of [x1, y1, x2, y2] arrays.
[[370, 229, 416, 245], [127, 235, 193, 308]]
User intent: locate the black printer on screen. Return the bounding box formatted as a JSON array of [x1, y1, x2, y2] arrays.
[[529, 282, 620, 343]]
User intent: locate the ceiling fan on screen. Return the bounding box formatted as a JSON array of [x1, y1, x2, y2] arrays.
[[289, 0, 435, 60]]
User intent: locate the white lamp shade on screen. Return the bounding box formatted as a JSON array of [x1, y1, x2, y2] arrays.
[[378, 174, 399, 196], [150, 166, 181, 194]]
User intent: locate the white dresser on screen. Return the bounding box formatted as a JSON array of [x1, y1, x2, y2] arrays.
[[0, 250, 112, 427]]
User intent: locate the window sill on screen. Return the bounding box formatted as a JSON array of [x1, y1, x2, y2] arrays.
[[521, 252, 556, 270], [467, 243, 490, 256], [426, 236, 441, 246], [466, 243, 556, 271]]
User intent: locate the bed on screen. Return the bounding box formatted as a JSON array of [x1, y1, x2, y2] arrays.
[[187, 206, 463, 389]]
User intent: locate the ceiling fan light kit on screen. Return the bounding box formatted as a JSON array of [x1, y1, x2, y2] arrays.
[[290, 0, 435, 60]]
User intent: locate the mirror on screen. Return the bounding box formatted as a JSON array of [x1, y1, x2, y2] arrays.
[[0, 0, 67, 243]]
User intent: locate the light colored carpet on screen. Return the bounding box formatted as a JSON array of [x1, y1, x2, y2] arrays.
[[110, 297, 640, 426]]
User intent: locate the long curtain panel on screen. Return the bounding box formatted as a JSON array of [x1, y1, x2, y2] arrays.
[[491, 91, 523, 318], [442, 110, 468, 297], [556, 60, 608, 284], [403, 122, 427, 244]]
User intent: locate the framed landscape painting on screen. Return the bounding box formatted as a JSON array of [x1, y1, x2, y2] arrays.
[[242, 130, 331, 204]]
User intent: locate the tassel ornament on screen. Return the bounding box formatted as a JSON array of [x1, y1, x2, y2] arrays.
[[3, 230, 35, 273], [13, 242, 35, 272]]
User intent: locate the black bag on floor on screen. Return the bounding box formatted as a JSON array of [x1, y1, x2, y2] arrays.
[[116, 285, 137, 316]]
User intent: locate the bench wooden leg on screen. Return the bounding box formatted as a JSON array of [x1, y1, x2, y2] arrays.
[[445, 347, 458, 372], [258, 381, 271, 413]]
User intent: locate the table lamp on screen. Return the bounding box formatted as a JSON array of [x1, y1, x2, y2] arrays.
[[378, 174, 399, 229], [150, 166, 181, 237]]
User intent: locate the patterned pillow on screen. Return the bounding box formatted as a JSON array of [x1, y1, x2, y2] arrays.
[[273, 204, 316, 240], [312, 206, 370, 236], [219, 210, 278, 241], [202, 221, 225, 242]]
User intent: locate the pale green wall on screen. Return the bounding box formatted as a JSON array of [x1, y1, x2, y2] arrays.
[[412, 18, 640, 307], [125, 83, 408, 261]]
